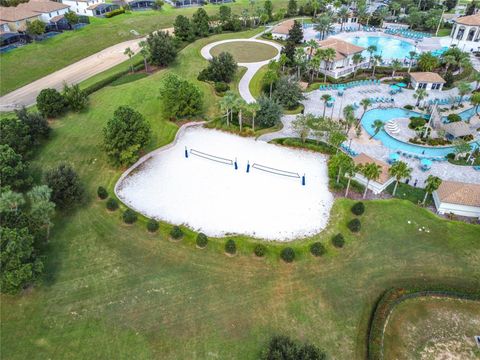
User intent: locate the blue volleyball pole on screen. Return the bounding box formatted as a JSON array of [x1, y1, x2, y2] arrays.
[[234, 157, 238, 170], [302, 174, 306, 186], [246, 161, 250, 173], [184, 146, 188, 158]]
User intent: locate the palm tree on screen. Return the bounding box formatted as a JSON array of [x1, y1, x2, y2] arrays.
[[139, 41, 149, 73], [294, 48, 307, 79], [279, 53, 288, 73], [442, 54, 457, 75], [309, 55, 321, 82], [391, 59, 402, 77], [352, 53, 364, 78], [321, 94, 332, 118], [235, 97, 247, 132], [361, 162, 381, 199], [344, 164, 359, 198], [369, 119, 384, 139], [332, 152, 353, 184], [470, 92, 480, 116], [371, 54, 382, 77], [306, 39, 319, 58], [472, 71, 480, 90], [367, 45, 377, 68], [407, 51, 417, 73], [388, 161, 412, 196], [314, 14, 333, 40], [263, 69, 278, 98], [328, 130, 347, 154], [358, 98, 372, 126], [322, 48, 336, 82], [457, 81, 472, 106], [413, 88, 428, 107], [247, 102, 260, 132], [391, 2, 401, 16], [312, 0, 320, 18], [124, 47, 135, 73], [423, 175, 442, 205], [337, 7, 350, 31], [219, 91, 238, 127]]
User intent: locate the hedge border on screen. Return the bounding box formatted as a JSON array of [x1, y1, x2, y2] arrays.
[[367, 284, 480, 360]]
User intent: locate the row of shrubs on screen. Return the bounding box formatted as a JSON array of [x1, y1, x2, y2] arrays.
[[105, 8, 125, 18], [367, 284, 480, 360]]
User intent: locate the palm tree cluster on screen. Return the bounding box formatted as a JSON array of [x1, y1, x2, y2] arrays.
[[218, 92, 260, 132]]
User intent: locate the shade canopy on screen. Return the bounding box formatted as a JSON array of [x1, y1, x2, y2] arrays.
[[396, 82, 407, 87], [389, 84, 399, 89], [389, 153, 400, 161], [421, 158, 432, 167]]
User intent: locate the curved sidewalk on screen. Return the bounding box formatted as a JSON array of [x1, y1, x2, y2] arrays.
[[201, 38, 282, 103]]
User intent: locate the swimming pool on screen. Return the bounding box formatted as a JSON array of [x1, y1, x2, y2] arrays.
[[361, 108, 479, 157], [347, 36, 416, 59]]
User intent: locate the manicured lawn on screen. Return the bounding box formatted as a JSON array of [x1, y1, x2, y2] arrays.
[[210, 41, 279, 62], [1, 29, 480, 360], [384, 297, 480, 359], [0, 0, 289, 95], [250, 64, 268, 98]]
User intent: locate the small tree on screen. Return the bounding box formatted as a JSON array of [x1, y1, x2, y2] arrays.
[[170, 226, 183, 240], [347, 218, 361, 233], [159, 74, 203, 120], [147, 219, 159, 232], [123, 209, 137, 224], [291, 114, 311, 143], [423, 175, 442, 205], [369, 119, 384, 139], [15, 107, 50, 143], [139, 40, 150, 73], [106, 198, 119, 211], [196, 233, 208, 248], [27, 185, 56, 241], [174, 15, 194, 42], [256, 97, 282, 128], [225, 239, 236, 255], [192, 8, 210, 37], [351, 202, 365, 216], [272, 76, 305, 109], [0, 118, 33, 158], [124, 47, 135, 73], [360, 162, 381, 199], [331, 233, 345, 248], [44, 164, 84, 210], [147, 31, 177, 67], [26, 20, 45, 39], [103, 106, 151, 166], [0, 145, 32, 191], [65, 11, 79, 25], [36, 88, 65, 118], [310, 242, 326, 257], [254, 244, 266, 257], [280, 247, 295, 263], [388, 161, 412, 196], [62, 83, 88, 112], [97, 186, 108, 200], [198, 52, 238, 83], [288, 20, 303, 44]]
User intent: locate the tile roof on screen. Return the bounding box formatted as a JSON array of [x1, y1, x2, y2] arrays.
[[435, 180, 480, 207], [18, 1, 70, 13], [0, 6, 40, 22], [271, 19, 295, 35], [353, 153, 391, 184], [442, 121, 473, 137], [316, 38, 365, 56], [455, 13, 480, 26], [410, 72, 446, 83]]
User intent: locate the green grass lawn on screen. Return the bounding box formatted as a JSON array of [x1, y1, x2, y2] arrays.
[[249, 64, 268, 98], [384, 297, 480, 359], [1, 29, 480, 360], [0, 0, 289, 95], [210, 41, 279, 62]]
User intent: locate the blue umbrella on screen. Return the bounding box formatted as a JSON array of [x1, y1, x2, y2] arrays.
[[396, 82, 407, 88], [389, 153, 400, 162], [421, 158, 432, 169], [389, 84, 399, 89]]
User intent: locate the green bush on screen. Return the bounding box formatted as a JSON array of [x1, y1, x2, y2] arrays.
[[36, 88, 66, 118], [408, 116, 426, 129], [105, 8, 125, 18], [446, 152, 455, 160], [106, 198, 118, 211], [310, 242, 326, 257], [214, 81, 229, 93], [170, 226, 183, 240], [332, 233, 345, 248], [404, 104, 414, 110], [147, 219, 159, 233], [225, 239, 236, 254], [347, 218, 361, 233], [447, 113, 461, 123], [196, 232, 208, 248], [123, 209, 137, 224], [97, 186, 108, 200], [351, 202, 365, 216], [254, 244, 266, 257], [280, 247, 295, 263]]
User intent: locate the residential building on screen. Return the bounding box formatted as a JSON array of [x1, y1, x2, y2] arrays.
[[450, 12, 480, 42], [0, 6, 41, 31], [271, 19, 295, 40], [433, 180, 480, 218], [307, 38, 366, 79], [61, 0, 106, 16], [409, 72, 445, 91], [352, 153, 395, 195], [17, 0, 70, 23]]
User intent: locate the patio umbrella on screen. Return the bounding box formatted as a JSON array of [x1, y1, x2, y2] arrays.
[[389, 153, 400, 162], [420, 158, 432, 169], [396, 83, 407, 88], [389, 84, 399, 89]]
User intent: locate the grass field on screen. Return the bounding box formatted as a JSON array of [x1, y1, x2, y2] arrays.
[[1, 29, 480, 360], [210, 41, 279, 62], [0, 0, 289, 95], [384, 297, 480, 359]]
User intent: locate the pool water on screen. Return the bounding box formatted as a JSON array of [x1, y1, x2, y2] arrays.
[[347, 36, 415, 59], [361, 108, 479, 157]]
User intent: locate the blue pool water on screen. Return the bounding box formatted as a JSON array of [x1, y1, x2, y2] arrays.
[[347, 36, 415, 59], [361, 108, 479, 157]]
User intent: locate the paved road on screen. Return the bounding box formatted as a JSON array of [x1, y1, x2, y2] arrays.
[[200, 38, 282, 103], [0, 38, 144, 111]]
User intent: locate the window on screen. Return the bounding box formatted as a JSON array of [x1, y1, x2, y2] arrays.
[[418, 83, 427, 89]]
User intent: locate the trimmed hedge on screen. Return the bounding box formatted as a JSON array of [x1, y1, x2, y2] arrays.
[[123, 209, 137, 224], [196, 233, 208, 248], [105, 8, 125, 18], [367, 284, 480, 360], [83, 60, 143, 95], [331, 233, 345, 248], [347, 218, 361, 233], [280, 247, 295, 263], [310, 242, 326, 257], [225, 239, 236, 255], [97, 186, 108, 200], [147, 219, 159, 233], [254, 244, 266, 257], [351, 202, 365, 216], [170, 226, 183, 240], [106, 198, 118, 211]]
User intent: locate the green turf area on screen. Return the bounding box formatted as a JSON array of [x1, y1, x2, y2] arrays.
[[384, 297, 480, 359], [210, 41, 279, 62], [0, 0, 289, 96], [250, 64, 268, 98], [1, 29, 480, 360], [436, 27, 452, 37]]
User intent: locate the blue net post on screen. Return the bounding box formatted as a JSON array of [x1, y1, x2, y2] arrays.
[[302, 174, 306, 186], [184, 146, 188, 158], [234, 158, 238, 170], [246, 161, 250, 173]]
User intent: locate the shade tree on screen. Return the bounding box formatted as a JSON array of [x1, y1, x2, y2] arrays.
[[159, 73, 203, 120]]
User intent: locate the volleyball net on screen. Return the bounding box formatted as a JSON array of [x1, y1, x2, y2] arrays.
[[189, 149, 234, 166], [251, 163, 300, 178]]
